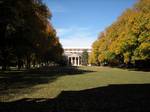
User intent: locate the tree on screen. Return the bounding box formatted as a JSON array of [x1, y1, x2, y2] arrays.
[[0, 0, 63, 70], [90, 0, 150, 67], [81, 49, 89, 66]]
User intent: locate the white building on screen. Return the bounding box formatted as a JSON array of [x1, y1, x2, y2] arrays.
[[64, 48, 91, 66]]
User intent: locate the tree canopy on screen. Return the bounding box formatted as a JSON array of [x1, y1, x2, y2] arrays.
[[81, 49, 89, 66], [0, 0, 64, 70], [89, 0, 150, 67]]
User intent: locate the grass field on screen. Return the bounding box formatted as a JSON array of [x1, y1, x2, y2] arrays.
[[0, 66, 150, 112], [0, 66, 150, 102]]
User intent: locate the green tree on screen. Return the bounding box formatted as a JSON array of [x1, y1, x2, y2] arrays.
[[81, 49, 89, 66]]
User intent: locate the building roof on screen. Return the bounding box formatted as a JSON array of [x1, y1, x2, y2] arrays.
[[67, 53, 81, 57]]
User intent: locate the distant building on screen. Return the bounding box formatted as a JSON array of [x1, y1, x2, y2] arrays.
[[64, 48, 91, 66]]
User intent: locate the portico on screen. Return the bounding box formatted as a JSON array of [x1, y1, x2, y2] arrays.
[[64, 48, 91, 66], [68, 55, 82, 66]]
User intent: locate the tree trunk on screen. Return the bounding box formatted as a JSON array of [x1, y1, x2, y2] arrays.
[[26, 56, 31, 69], [2, 64, 7, 71], [17, 59, 23, 70]]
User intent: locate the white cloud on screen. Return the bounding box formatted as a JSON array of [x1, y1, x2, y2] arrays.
[[56, 26, 99, 48]]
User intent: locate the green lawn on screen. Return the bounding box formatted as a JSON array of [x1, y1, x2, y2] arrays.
[[0, 66, 150, 102]]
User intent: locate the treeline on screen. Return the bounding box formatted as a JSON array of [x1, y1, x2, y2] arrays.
[[0, 0, 64, 70], [89, 0, 150, 67]]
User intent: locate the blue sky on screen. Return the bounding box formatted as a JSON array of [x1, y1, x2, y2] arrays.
[[43, 0, 137, 48]]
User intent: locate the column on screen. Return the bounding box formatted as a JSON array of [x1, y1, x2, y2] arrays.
[[78, 56, 80, 66], [71, 57, 73, 65], [75, 57, 77, 66], [72, 57, 74, 66], [76, 57, 78, 66]]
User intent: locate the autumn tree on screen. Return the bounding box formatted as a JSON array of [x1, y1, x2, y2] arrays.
[[0, 0, 63, 70], [90, 0, 150, 67]]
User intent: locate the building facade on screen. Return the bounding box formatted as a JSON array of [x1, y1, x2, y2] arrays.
[[64, 48, 91, 66]]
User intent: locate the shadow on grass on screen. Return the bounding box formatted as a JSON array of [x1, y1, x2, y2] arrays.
[[128, 68, 150, 72], [109, 65, 150, 72], [0, 84, 150, 112], [0, 66, 94, 98]]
